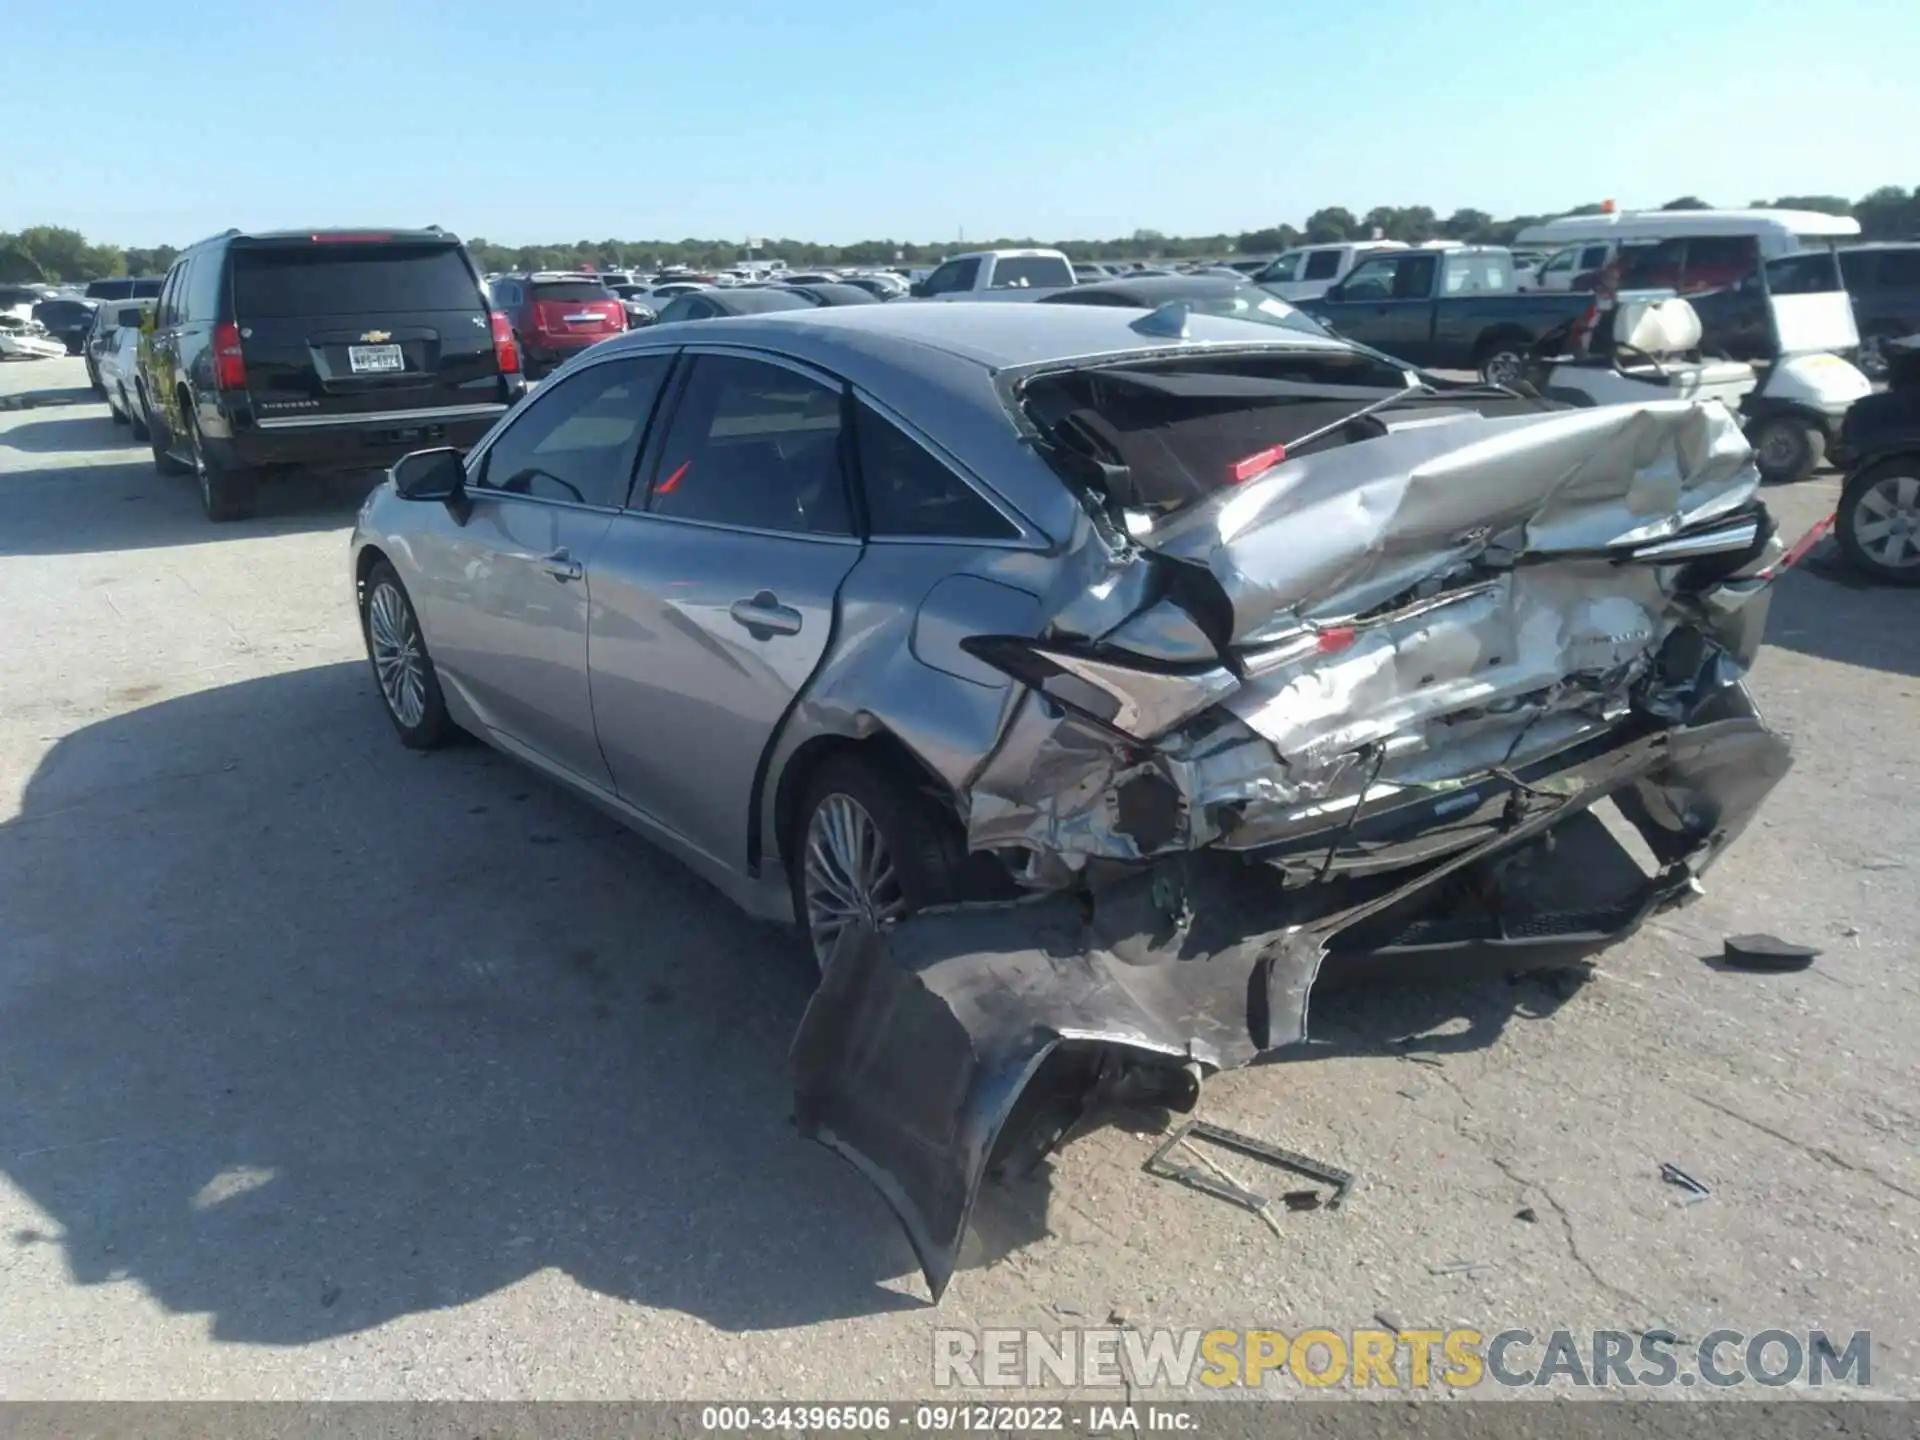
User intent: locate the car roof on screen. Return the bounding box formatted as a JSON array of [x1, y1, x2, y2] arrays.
[[616, 294, 1351, 372], [712, 289, 815, 313]]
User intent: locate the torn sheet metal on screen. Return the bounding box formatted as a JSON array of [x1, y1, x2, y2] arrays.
[[795, 700, 1791, 1300]]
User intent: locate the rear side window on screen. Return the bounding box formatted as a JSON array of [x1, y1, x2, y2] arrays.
[[854, 401, 1018, 540], [1302, 250, 1342, 280], [185, 253, 226, 321], [230, 244, 483, 318], [531, 281, 615, 302], [475, 354, 670, 508], [988, 256, 1074, 289], [646, 355, 851, 535]]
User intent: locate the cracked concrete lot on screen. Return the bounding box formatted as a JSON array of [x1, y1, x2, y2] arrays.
[[1, 356, 1917, 1399]]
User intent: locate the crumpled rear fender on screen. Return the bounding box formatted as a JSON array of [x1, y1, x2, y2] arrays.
[[790, 701, 1790, 1301]]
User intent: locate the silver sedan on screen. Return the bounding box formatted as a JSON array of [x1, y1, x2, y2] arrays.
[[351, 302, 1790, 1296]]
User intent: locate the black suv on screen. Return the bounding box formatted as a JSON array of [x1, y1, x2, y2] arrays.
[[139, 228, 524, 520], [1838, 243, 1920, 379]]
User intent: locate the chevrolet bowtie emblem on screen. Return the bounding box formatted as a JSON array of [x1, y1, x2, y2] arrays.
[[360, 330, 392, 344]]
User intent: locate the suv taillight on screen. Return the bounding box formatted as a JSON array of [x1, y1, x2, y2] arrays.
[[212, 322, 246, 390], [490, 311, 520, 375]]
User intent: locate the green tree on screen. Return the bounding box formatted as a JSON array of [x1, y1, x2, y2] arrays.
[[0, 244, 46, 283], [1304, 206, 1357, 243], [1441, 208, 1495, 242], [1659, 196, 1712, 210]]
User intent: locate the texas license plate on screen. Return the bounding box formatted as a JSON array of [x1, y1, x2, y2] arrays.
[[348, 343, 404, 373]]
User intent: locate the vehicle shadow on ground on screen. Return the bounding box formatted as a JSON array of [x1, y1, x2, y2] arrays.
[[0, 416, 376, 557], [0, 664, 930, 1344], [1762, 543, 1920, 677]]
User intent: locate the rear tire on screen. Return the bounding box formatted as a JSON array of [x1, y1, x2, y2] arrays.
[[790, 752, 967, 973], [360, 561, 458, 747], [109, 389, 130, 427], [1750, 416, 1823, 485], [87, 359, 104, 396], [1836, 460, 1920, 586], [1476, 333, 1530, 388], [186, 407, 256, 522]]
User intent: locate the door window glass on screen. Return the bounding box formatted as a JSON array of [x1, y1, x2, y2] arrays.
[[646, 355, 852, 535], [1337, 256, 1401, 299], [475, 354, 671, 508]]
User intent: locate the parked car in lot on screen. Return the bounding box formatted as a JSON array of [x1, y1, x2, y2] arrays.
[[83, 276, 166, 303], [97, 302, 152, 425], [138, 226, 525, 521], [1834, 335, 1920, 584], [1251, 241, 1407, 300], [350, 301, 1793, 1299], [488, 273, 626, 377], [909, 248, 1077, 299], [0, 314, 67, 360], [1838, 243, 1920, 379], [782, 282, 881, 308], [1039, 273, 1342, 339], [32, 298, 98, 355], [652, 288, 815, 323], [1302, 246, 1590, 384], [837, 273, 908, 301]]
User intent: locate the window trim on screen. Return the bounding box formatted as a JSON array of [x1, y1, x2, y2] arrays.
[[462, 348, 673, 515], [625, 343, 863, 544]]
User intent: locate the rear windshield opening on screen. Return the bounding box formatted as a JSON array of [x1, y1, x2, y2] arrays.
[[531, 281, 616, 302], [1022, 352, 1414, 511], [230, 243, 483, 318]]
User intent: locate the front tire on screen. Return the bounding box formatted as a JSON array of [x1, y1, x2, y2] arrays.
[[143, 385, 191, 476], [1750, 416, 1824, 485], [791, 754, 965, 972], [360, 562, 457, 748], [1836, 461, 1920, 586], [124, 384, 148, 439]]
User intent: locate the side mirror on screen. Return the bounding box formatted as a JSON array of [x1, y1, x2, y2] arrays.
[[392, 448, 468, 520], [1323, 282, 1346, 302], [908, 281, 929, 298]]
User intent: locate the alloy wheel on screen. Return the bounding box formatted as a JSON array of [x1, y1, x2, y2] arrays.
[[367, 581, 429, 728], [1851, 473, 1920, 570], [1483, 350, 1523, 387], [1757, 426, 1799, 474], [803, 792, 906, 967]]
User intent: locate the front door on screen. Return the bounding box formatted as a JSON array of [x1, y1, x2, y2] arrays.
[[1316, 252, 1437, 364], [585, 350, 863, 870], [406, 351, 673, 789]]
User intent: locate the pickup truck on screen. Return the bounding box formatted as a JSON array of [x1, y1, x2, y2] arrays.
[[910, 248, 1076, 301], [1299, 246, 1591, 384]]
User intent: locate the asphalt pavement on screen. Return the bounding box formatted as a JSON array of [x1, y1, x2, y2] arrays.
[[1, 356, 1916, 1399]]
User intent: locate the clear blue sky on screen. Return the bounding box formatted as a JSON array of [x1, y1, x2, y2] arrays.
[[4, 0, 1912, 248]]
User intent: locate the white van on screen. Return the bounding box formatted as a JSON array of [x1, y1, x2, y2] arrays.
[[1517, 208, 1861, 291], [1251, 240, 1408, 301]]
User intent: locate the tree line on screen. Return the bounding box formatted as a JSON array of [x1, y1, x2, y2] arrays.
[[6, 187, 1918, 283]]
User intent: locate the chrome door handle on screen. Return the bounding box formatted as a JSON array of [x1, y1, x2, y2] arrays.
[[728, 590, 802, 638], [541, 548, 583, 582]]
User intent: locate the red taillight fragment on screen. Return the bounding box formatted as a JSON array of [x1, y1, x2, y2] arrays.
[[656, 459, 690, 495], [1758, 513, 1833, 581], [1315, 626, 1357, 655], [489, 311, 519, 375], [212, 322, 246, 389], [1229, 443, 1287, 483]]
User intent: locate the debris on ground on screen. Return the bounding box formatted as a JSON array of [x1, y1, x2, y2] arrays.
[[1515, 1206, 1539, 1223], [1659, 1162, 1712, 1203], [1427, 1258, 1495, 1278], [1721, 933, 1820, 972], [1143, 1120, 1354, 1232]]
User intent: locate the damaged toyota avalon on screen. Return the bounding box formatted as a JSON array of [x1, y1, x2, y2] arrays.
[[350, 301, 1795, 1302]]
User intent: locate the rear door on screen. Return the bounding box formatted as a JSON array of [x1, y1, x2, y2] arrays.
[[228, 238, 501, 424], [528, 279, 624, 347], [585, 350, 864, 871]]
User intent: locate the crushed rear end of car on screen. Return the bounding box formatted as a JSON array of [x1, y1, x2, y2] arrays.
[[790, 346, 1796, 1300]]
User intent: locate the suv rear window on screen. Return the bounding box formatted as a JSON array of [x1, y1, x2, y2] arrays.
[[530, 281, 615, 302], [230, 243, 482, 318]]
